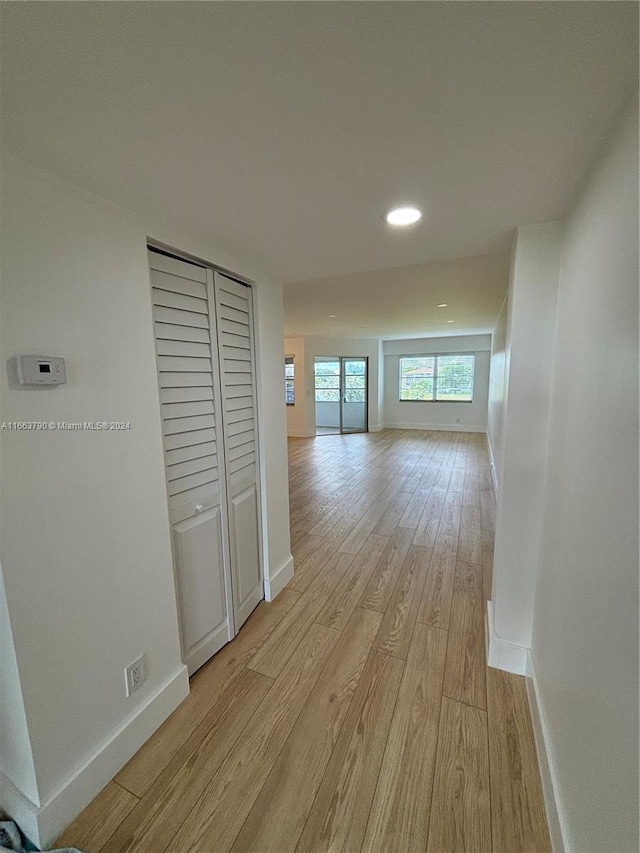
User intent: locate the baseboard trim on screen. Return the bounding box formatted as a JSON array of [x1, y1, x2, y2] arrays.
[[485, 601, 527, 675], [385, 422, 486, 433], [526, 652, 569, 853], [264, 554, 294, 601], [486, 433, 500, 494], [368, 424, 383, 432], [9, 665, 189, 849], [287, 429, 315, 438]]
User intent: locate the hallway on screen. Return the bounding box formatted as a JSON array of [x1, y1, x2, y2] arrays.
[[57, 430, 550, 853]]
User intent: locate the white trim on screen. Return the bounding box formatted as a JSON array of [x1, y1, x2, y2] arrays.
[[287, 429, 315, 438], [385, 422, 486, 433], [486, 432, 500, 494], [264, 554, 294, 601], [368, 423, 384, 432], [526, 651, 570, 853], [3, 666, 189, 849], [485, 600, 527, 675]]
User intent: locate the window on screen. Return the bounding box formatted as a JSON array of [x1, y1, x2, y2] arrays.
[[285, 355, 295, 405], [314, 358, 340, 402], [399, 354, 475, 402]]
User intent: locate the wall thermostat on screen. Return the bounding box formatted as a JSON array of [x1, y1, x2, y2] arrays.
[[16, 356, 66, 386]]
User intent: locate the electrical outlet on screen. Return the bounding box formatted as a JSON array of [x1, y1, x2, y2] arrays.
[[124, 654, 146, 697]]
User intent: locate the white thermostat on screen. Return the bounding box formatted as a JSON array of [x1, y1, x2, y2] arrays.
[[16, 356, 66, 386]]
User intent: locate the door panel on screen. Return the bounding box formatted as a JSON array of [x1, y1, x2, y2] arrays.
[[173, 506, 230, 673], [214, 272, 263, 631], [341, 357, 368, 433], [229, 485, 262, 626]]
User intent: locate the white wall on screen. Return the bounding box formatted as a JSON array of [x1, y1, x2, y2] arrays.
[[383, 335, 491, 432], [0, 154, 291, 846], [488, 223, 562, 668], [530, 98, 639, 853], [284, 337, 306, 437], [486, 295, 508, 490], [0, 565, 39, 814]]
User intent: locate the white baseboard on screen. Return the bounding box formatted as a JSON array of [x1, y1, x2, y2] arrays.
[[4, 666, 189, 849], [368, 424, 383, 432], [485, 601, 527, 675], [526, 652, 569, 853], [486, 433, 500, 494], [287, 429, 315, 438], [264, 554, 294, 601], [385, 422, 486, 433]]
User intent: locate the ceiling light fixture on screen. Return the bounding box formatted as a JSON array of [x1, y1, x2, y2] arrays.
[[328, 314, 337, 318], [437, 303, 448, 308], [385, 205, 422, 226], [446, 319, 455, 323]]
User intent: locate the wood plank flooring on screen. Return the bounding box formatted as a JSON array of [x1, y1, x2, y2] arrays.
[[56, 429, 551, 853]]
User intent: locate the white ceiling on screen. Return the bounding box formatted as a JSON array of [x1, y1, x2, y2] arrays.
[[284, 252, 509, 339], [1, 2, 637, 298]]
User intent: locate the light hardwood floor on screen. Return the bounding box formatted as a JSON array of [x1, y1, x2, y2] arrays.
[[57, 429, 551, 853]]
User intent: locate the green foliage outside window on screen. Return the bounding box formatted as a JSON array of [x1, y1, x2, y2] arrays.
[[399, 354, 474, 402]]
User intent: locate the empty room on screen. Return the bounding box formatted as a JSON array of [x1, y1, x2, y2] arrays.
[[0, 3, 638, 853]]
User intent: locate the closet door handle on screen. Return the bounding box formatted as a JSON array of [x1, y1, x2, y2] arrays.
[[195, 504, 204, 514]]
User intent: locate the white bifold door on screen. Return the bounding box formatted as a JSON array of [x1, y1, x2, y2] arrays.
[[150, 249, 263, 675]]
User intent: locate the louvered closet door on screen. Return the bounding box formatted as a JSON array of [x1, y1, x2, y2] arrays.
[[214, 272, 263, 630], [150, 250, 233, 675]]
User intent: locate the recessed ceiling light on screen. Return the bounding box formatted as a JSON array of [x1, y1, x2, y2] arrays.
[[328, 314, 337, 318], [446, 319, 455, 323], [385, 205, 422, 226], [437, 303, 448, 308]]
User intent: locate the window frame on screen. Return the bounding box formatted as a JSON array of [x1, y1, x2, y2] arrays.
[[285, 355, 295, 406], [398, 352, 475, 403]]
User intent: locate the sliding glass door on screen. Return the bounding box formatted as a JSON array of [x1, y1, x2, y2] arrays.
[[314, 356, 368, 435]]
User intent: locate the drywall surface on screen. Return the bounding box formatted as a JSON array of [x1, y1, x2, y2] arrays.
[[0, 565, 38, 805], [486, 295, 508, 489], [0, 154, 291, 843], [283, 337, 307, 436], [531, 98, 639, 853], [490, 223, 561, 651], [383, 335, 491, 431]]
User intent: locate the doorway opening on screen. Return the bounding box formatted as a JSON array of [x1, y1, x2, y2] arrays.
[[313, 356, 368, 435]]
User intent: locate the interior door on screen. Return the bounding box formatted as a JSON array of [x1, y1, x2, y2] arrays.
[[150, 249, 234, 675], [340, 357, 368, 433], [213, 271, 263, 630]]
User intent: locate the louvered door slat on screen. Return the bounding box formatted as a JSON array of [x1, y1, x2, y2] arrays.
[[224, 373, 252, 387], [221, 332, 251, 350], [220, 318, 251, 338], [151, 268, 207, 300], [163, 414, 215, 436], [153, 305, 209, 328], [156, 339, 212, 358], [225, 395, 254, 413], [168, 455, 218, 481], [163, 427, 217, 451], [152, 288, 208, 314], [162, 400, 215, 419], [155, 322, 211, 343], [160, 386, 214, 404], [160, 372, 214, 388], [165, 440, 217, 466], [158, 355, 212, 373]]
